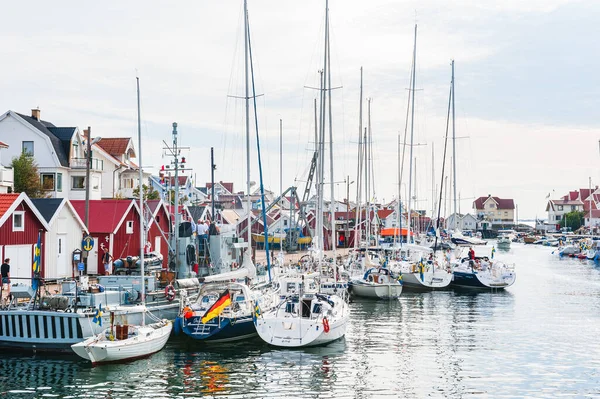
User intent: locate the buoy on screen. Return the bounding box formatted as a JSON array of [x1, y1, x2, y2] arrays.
[[165, 285, 176, 302]]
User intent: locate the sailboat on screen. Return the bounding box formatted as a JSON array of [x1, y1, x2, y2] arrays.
[[254, 0, 349, 347], [71, 77, 172, 365], [348, 75, 403, 299], [176, 0, 279, 343], [387, 24, 453, 291]]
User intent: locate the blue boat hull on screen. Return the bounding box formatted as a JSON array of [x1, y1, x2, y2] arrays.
[[451, 271, 489, 289], [180, 315, 256, 343]]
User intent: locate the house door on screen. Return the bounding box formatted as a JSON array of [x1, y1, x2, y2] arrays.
[[56, 234, 68, 278], [154, 236, 161, 256], [87, 237, 99, 275], [4, 245, 33, 286]]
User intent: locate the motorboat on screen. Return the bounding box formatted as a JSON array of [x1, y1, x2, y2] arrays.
[[450, 231, 487, 246], [71, 314, 171, 366], [496, 235, 511, 248]]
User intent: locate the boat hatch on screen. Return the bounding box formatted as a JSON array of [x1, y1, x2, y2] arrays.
[[312, 303, 322, 315], [301, 300, 311, 318], [235, 295, 245, 302]]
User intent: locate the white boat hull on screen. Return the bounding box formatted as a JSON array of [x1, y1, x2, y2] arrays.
[[255, 296, 349, 348], [350, 281, 403, 299], [71, 320, 172, 365], [401, 271, 452, 290]]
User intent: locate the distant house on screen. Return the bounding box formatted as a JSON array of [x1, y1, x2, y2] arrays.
[[94, 137, 150, 199], [31, 198, 88, 279], [71, 200, 140, 275], [546, 198, 584, 226], [473, 195, 515, 226], [0, 109, 102, 200], [0, 141, 13, 193], [0, 193, 49, 285], [446, 213, 478, 231]]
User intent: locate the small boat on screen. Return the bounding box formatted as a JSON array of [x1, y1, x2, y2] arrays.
[[71, 315, 172, 365], [349, 267, 403, 299], [450, 231, 487, 246], [496, 235, 511, 248], [387, 244, 453, 291]]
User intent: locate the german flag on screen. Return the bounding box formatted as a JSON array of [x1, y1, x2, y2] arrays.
[[201, 289, 231, 324]]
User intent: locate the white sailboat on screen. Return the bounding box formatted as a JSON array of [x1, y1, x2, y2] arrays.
[[387, 24, 453, 291], [255, 0, 349, 347], [71, 77, 172, 365]]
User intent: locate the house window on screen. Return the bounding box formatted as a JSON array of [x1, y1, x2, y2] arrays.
[[56, 173, 63, 192], [13, 211, 24, 232], [283, 219, 288, 227], [488, 204, 495, 208], [126, 221, 134, 234], [92, 176, 100, 190], [123, 178, 134, 189], [22, 141, 34, 155], [571, 205, 576, 211], [504, 211, 508, 216], [72, 176, 85, 189], [558, 205, 563, 211], [41, 173, 56, 191]]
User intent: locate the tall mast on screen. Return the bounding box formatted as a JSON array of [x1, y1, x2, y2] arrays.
[[354, 67, 364, 249], [451, 59, 457, 230], [280, 119, 284, 257], [327, 2, 336, 259], [244, 0, 251, 252], [365, 97, 373, 248], [407, 23, 417, 243], [136, 76, 145, 317]]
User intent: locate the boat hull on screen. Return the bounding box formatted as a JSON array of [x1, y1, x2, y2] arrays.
[[255, 310, 349, 348], [349, 281, 403, 299], [451, 271, 516, 289], [401, 271, 452, 291], [181, 315, 257, 343]]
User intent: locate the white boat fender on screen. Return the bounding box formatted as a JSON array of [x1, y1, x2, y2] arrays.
[[165, 285, 176, 302]]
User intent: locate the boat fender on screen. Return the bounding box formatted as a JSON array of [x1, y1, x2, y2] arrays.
[[323, 317, 330, 333], [165, 285, 176, 302]]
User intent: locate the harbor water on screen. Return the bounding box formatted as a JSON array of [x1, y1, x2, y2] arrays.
[[1, 243, 600, 398]]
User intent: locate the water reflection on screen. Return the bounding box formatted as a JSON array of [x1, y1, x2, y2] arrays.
[[1, 245, 600, 398]]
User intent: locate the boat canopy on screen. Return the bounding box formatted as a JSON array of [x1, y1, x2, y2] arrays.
[[380, 227, 415, 237]]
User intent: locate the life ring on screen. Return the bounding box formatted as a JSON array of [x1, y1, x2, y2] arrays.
[[165, 285, 176, 302], [322, 317, 330, 333]]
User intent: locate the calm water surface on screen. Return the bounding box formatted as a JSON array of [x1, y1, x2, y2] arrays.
[[2, 243, 600, 398]]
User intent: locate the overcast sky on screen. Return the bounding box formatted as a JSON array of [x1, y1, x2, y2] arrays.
[[1, 0, 599, 219]]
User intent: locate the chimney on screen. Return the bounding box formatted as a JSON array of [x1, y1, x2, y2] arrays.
[[31, 108, 41, 121]]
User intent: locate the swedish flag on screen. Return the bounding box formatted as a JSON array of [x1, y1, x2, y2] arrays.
[[92, 304, 103, 326], [253, 301, 261, 324], [491, 246, 496, 259], [397, 273, 403, 285], [32, 231, 42, 291], [418, 259, 424, 282]]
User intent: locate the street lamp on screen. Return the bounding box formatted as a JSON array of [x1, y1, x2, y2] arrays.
[[84, 126, 101, 229]]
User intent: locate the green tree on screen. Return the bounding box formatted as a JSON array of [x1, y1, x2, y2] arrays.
[[133, 184, 160, 200], [559, 211, 585, 231], [11, 152, 45, 198]]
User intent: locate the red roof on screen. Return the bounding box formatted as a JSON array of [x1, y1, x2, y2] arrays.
[[586, 209, 600, 218], [96, 138, 134, 157], [0, 193, 20, 219], [161, 176, 189, 186], [473, 196, 515, 210], [71, 200, 135, 233], [206, 182, 234, 194], [377, 209, 394, 219]]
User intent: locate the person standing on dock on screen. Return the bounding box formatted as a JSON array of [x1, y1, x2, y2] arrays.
[[1, 258, 11, 298]]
